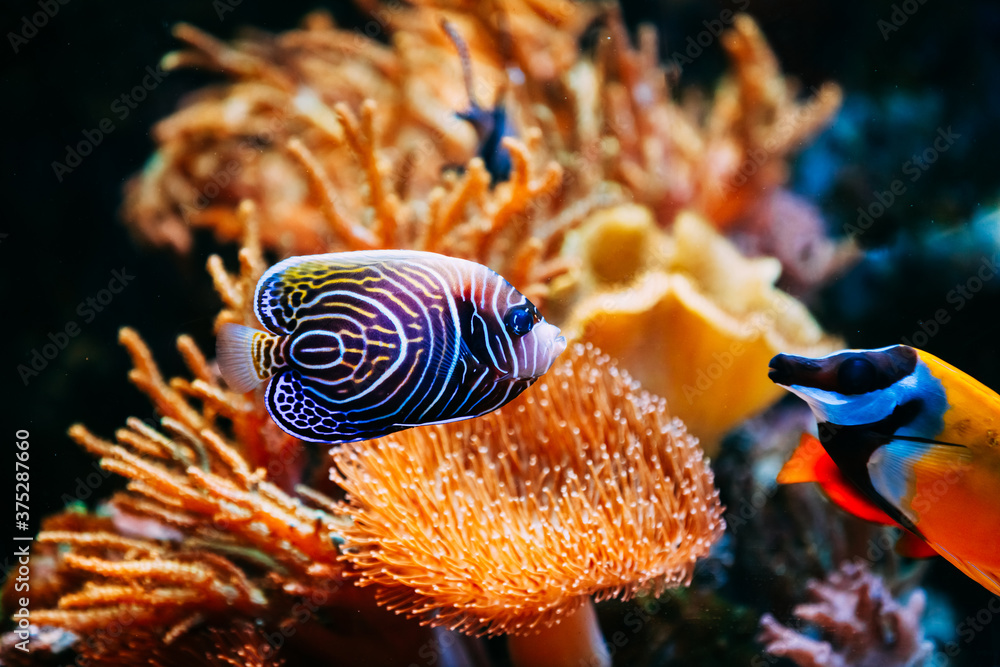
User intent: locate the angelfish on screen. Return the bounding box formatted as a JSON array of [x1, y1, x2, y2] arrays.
[[218, 250, 566, 444], [769, 345, 1000, 594]]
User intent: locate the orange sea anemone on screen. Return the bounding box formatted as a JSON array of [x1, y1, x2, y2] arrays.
[[330, 343, 724, 667]]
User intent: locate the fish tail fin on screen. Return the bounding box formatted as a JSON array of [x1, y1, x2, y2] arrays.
[[217, 323, 284, 393]]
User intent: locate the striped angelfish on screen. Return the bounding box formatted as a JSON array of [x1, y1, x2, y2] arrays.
[[217, 250, 567, 443]]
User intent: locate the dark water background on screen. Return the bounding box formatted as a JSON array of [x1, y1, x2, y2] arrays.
[[3, 0, 1000, 663]]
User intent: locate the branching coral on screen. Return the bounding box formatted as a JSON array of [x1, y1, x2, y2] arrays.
[[331, 343, 724, 665], [757, 561, 932, 667], [594, 10, 842, 230], [116, 0, 850, 452], [25, 325, 348, 652], [9, 3, 857, 665], [11, 209, 355, 663], [122, 1, 846, 285], [122, 3, 615, 309]]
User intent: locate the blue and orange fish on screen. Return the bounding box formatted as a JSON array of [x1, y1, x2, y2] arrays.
[[218, 250, 566, 444], [769, 345, 1000, 594]]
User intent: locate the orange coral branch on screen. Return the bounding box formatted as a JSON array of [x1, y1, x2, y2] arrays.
[[335, 101, 399, 247], [121, 327, 207, 430], [423, 158, 491, 253], [476, 139, 564, 260], [286, 137, 378, 250], [166, 23, 289, 89], [37, 531, 161, 555]]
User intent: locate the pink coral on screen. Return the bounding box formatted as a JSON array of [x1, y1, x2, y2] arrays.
[[757, 561, 932, 667], [731, 190, 859, 297]]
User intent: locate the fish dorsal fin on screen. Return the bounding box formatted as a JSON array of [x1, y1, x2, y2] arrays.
[[254, 255, 323, 335], [779, 433, 897, 525], [253, 251, 451, 334], [868, 439, 972, 525]]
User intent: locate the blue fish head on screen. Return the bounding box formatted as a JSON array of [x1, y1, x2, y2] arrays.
[[768, 345, 946, 439]]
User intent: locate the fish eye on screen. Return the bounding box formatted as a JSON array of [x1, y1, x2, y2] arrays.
[[837, 356, 878, 394], [504, 305, 535, 336]]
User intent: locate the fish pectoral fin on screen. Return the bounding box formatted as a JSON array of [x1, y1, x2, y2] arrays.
[[895, 530, 938, 559], [777, 433, 827, 484], [778, 433, 897, 525], [868, 438, 972, 525], [457, 335, 486, 370]]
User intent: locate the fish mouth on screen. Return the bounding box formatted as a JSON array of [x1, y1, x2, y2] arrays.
[[767, 354, 818, 387], [509, 331, 567, 381], [767, 353, 821, 387], [551, 334, 567, 358], [769, 346, 936, 430], [519, 335, 567, 379], [539, 333, 567, 375]]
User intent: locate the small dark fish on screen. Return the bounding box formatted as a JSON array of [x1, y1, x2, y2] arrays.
[[441, 19, 516, 184], [218, 250, 566, 443]]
